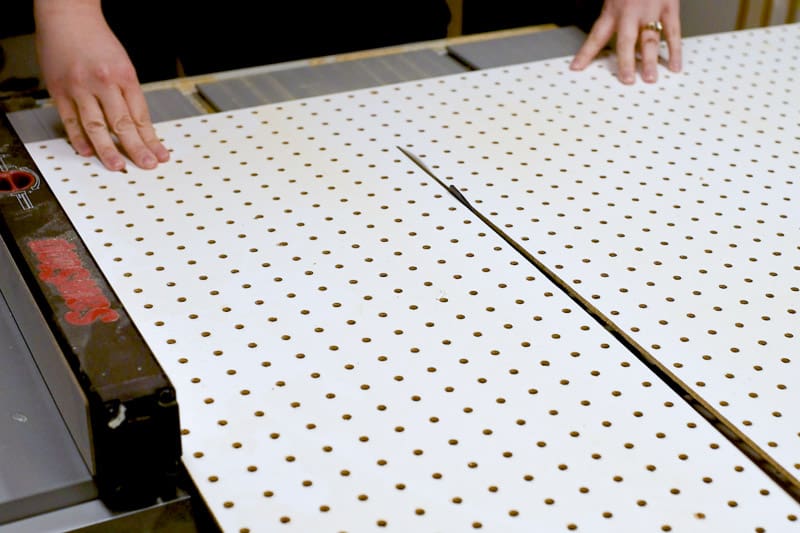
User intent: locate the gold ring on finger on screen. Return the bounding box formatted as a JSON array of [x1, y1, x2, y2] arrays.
[[640, 20, 663, 34]]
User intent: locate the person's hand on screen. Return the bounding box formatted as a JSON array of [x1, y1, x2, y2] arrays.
[[34, 0, 169, 171], [570, 0, 681, 84]]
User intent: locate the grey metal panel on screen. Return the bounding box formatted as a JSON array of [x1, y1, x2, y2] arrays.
[[144, 88, 202, 123], [0, 239, 95, 525], [355, 55, 410, 84], [196, 78, 275, 112], [446, 25, 588, 69], [7, 89, 199, 143], [0, 490, 199, 533], [270, 63, 334, 99], [400, 47, 465, 77], [5, 106, 63, 144], [197, 49, 468, 111], [680, 0, 739, 36]]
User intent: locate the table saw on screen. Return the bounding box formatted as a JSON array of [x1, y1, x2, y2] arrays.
[[1, 23, 799, 532]]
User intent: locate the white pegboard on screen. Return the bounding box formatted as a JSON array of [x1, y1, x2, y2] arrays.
[[26, 24, 800, 533]]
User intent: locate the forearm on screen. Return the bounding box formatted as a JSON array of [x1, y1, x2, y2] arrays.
[[34, 0, 108, 69], [34, 0, 104, 27]]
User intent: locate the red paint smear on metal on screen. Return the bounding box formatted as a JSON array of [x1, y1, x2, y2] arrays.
[[0, 170, 36, 192], [28, 238, 120, 326]]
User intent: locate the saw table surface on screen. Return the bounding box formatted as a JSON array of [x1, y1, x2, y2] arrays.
[[4, 22, 800, 533]]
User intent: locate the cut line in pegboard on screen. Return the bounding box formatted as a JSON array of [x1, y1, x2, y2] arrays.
[[398, 137, 800, 503], [364, 23, 800, 496], [25, 23, 800, 533]]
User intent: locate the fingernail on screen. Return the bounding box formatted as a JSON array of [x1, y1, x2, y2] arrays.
[[142, 154, 157, 168], [109, 158, 125, 171], [77, 144, 93, 157]]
